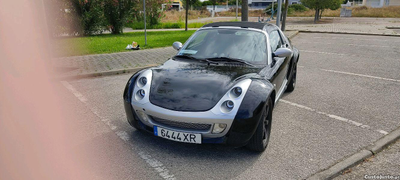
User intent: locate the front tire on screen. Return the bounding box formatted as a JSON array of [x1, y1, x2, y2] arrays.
[[246, 98, 273, 152], [286, 62, 297, 92]]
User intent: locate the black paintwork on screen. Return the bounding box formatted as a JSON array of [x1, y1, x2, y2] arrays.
[[150, 59, 262, 111], [123, 22, 300, 146], [227, 79, 275, 146]]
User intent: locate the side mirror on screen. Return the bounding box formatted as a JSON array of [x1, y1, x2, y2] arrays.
[[272, 48, 293, 58], [172, 41, 182, 51]]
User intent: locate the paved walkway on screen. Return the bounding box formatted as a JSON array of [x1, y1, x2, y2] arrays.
[[54, 47, 176, 78]]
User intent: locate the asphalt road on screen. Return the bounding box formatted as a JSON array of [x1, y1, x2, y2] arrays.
[[60, 33, 400, 179]]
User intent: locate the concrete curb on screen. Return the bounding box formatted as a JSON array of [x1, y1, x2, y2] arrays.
[[386, 26, 400, 29], [298, 30, 400, 37], [54, 65, 156, 80], [287, 31, 300, 39], [367, 126, 400, 154], [307, 126, 400, 180]]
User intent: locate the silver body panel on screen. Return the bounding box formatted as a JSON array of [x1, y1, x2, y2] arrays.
[[131, 69, 252, 138]]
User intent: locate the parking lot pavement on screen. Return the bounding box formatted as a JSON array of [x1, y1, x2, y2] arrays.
[[60, 33, 400, 179], [56, 82, 162, 180]]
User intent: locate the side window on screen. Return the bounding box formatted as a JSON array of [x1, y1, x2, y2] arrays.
[[269, 30, 283, 52]]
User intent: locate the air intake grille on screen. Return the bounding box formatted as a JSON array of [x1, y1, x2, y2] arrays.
[[151, 116, 211, 131]]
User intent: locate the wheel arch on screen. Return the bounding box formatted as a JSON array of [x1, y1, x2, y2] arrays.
[[226, 79, 275, 147], [286, 48, 300, 80]]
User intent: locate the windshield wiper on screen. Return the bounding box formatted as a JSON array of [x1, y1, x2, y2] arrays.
[[173, 54, 201, 60], [206, 57, 255, 67], [174, 55, 219, 65]]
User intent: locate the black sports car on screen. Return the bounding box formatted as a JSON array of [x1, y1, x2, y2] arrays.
[[123, 22, 299, 152]]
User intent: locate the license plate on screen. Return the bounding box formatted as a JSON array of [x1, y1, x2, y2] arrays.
[[154, 126, 202, 144]]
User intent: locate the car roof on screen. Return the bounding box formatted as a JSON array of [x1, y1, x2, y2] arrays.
[[202, 22, 277, 30]]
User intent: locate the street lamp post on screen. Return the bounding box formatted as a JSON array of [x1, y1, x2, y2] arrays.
[[276, 0, 281, 27], [236, 0, 238, 20], [143, 0, 147, 45]]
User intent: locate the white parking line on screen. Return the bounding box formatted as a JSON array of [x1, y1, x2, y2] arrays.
[[300, 50, 347, 56], [61, 81, 88, 103], [279, 99, 388, 135], [297, 65, 400, 83], [321, 69, 400, 83], [61, 81, 176, 180], [296, 41, 391, 48], [312, 36, 399, 42]]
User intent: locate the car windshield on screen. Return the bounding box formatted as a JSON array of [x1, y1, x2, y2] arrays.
[[177, 28, 268, 65]]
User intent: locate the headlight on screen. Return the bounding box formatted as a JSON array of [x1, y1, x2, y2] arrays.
[[231, 87, 242, 98], [138, 77, 147, 87], [138, 89, 145, 97], [226, 100, 234, 109], [212, 123, 227, 133], [135, 89, 145, 100], [221, 100, 234, 113]]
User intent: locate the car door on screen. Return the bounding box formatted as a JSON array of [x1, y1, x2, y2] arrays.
[[268, 29, 290, 99]]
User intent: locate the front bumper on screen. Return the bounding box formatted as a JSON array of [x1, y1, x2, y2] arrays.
[[125, 99, 264, 147], [124, 100, 229, 143], [131, 101, 234, 138]]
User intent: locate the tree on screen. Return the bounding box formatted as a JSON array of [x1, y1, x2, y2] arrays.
[[241, 0, 248, 21], [71, 0, 105, 35], [132, 0, 164, 26], [201, 1, 214, 6], [228, 0, 242, 5], [301, 0, 341, 23], [182, 0, 199, 31], [104, 0, 134, 34]]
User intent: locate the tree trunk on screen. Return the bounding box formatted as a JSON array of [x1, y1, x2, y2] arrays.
[[185, 0, 188, 31], [281, 0, 289, 31], [319, 9, 323, 19], [241, 0, 248, 21], [314, 8, 319, 23]]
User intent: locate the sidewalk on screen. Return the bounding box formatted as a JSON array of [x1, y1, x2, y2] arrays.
[[54, 47, 176, 79], [53, 31, 299, 79]]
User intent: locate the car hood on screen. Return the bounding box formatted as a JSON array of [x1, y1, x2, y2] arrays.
[[149, 59, 262, 111]]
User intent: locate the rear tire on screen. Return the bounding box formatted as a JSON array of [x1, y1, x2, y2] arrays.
[[286, 62, 297, 92], [246, 98, 273, 152]]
